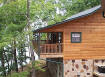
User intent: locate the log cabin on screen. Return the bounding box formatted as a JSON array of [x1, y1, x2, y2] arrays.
[[33, 1, 105, 77]]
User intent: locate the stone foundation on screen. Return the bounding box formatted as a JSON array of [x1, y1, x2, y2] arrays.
[[64, 59, 93, 77], [47, 59, 105, 77]]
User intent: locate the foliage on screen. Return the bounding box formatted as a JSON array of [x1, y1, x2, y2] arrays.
[[26, 60, 45, 72], [7, 71, 29, 77], [0, 0, 29, 76], [35, 61, 45, 72], [0, 0, 27, 48], [31, 0, 101, 28], [60, 0, 100, 18]]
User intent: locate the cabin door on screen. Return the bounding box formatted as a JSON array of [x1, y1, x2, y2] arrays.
[[49, 32, 63, 44]]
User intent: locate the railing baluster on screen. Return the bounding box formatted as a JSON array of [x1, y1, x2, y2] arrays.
[[47, 44, 49, 53], [57, 44, 59, 53], [53, 44, 54, 53], [46, 44, 48, 53], [59, 44, 60, 53], [54, 44, 57, 53], [50, 44, 51, 53], [44, 45, 46, 53], [40, 45, 43, 53], [61, 44, 62, 53], [60, 44, 62, 53], [58, 43, 61, 53], [49, 44, 50, 53], [40, 43, 62, 54], [40, 46, 43, 53], [46, 45, 47, 53], [51, 44, 53, 53]]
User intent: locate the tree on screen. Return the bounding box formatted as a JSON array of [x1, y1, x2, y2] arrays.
[[0, 0, 27, 74], [60, 0, 100, 18]]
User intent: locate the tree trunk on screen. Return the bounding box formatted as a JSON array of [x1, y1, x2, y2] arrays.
[[1, 50, 6, 77], [27, 0, 35, 77], [21, 45, 23, 71], [4, 51, 10, 74], [13, 39, 18, 72], [30, 46, 35, 77]]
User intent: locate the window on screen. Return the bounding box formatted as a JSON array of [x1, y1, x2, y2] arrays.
[[71, 32, 81, 43]]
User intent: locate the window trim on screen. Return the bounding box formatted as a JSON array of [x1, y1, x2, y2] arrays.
[[71, 32, 82, 43]]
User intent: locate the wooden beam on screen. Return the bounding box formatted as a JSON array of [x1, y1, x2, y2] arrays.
[[40, 53, 63, 58]]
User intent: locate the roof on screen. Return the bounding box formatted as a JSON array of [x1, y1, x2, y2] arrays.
[[34, 5, 101, 32]]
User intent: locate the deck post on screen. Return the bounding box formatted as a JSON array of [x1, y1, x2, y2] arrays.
[[57, 63, 60, 77], [37, 33, 40, 58]]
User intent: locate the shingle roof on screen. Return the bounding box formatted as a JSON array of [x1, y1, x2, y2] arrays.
[[34, 5, 101, 32]]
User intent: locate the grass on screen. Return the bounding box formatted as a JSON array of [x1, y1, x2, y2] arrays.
[[0, 71, 29, 77], [7, 71, 29, 77]]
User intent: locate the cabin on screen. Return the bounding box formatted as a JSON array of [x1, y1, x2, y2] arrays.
[[33, 1, 105, 77]]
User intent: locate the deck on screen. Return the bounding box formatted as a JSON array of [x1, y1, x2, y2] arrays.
[[40, 43, 63, 58], [33, 32, 63, 58]]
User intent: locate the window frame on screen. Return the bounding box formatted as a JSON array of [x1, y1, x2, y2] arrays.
[[71, 32, 82, 43]]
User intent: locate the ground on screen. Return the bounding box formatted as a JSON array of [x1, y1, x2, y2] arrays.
[[36, 68, 52, 77], [17, 60, 52, 77]]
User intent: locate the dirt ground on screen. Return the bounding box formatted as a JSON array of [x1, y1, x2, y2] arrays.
[[36, 68, 52, 77]]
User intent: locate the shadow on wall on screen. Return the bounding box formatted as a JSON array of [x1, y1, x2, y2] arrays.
[[47, 58, 63, 77]]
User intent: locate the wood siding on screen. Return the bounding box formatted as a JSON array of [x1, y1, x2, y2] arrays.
[[39, 9, 105, 59], [64, 9, 105, 59]]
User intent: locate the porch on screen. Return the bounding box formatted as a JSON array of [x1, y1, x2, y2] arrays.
[[33, 32, 63, 58]]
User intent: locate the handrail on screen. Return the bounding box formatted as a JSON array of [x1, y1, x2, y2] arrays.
[[40, 43, 62, 53]]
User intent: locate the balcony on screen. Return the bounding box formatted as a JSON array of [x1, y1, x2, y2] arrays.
[[40, 43, 63, 58], [33, 32, 63, 58]]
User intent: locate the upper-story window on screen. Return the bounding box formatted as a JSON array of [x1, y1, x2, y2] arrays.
[[71, 32, 81, 43]]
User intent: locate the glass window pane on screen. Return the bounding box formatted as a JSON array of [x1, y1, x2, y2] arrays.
[[71, 32, 81, 43]]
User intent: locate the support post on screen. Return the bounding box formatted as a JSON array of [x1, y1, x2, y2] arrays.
[[62, 62, 64, 77], [37, 33, 40, 58], [57, 63, 60, 77]]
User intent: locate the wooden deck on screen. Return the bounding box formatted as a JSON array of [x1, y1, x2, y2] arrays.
[[40, 43, 63, 58]]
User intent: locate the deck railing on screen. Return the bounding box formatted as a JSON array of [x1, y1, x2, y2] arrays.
[[40, 43, 62, 53]]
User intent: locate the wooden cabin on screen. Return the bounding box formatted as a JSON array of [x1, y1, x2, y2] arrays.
[[33, 3, 105, 77]]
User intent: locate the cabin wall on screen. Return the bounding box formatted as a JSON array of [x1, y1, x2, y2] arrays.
[[38, 9, 105, 59], [63, 9, 105, 59]]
